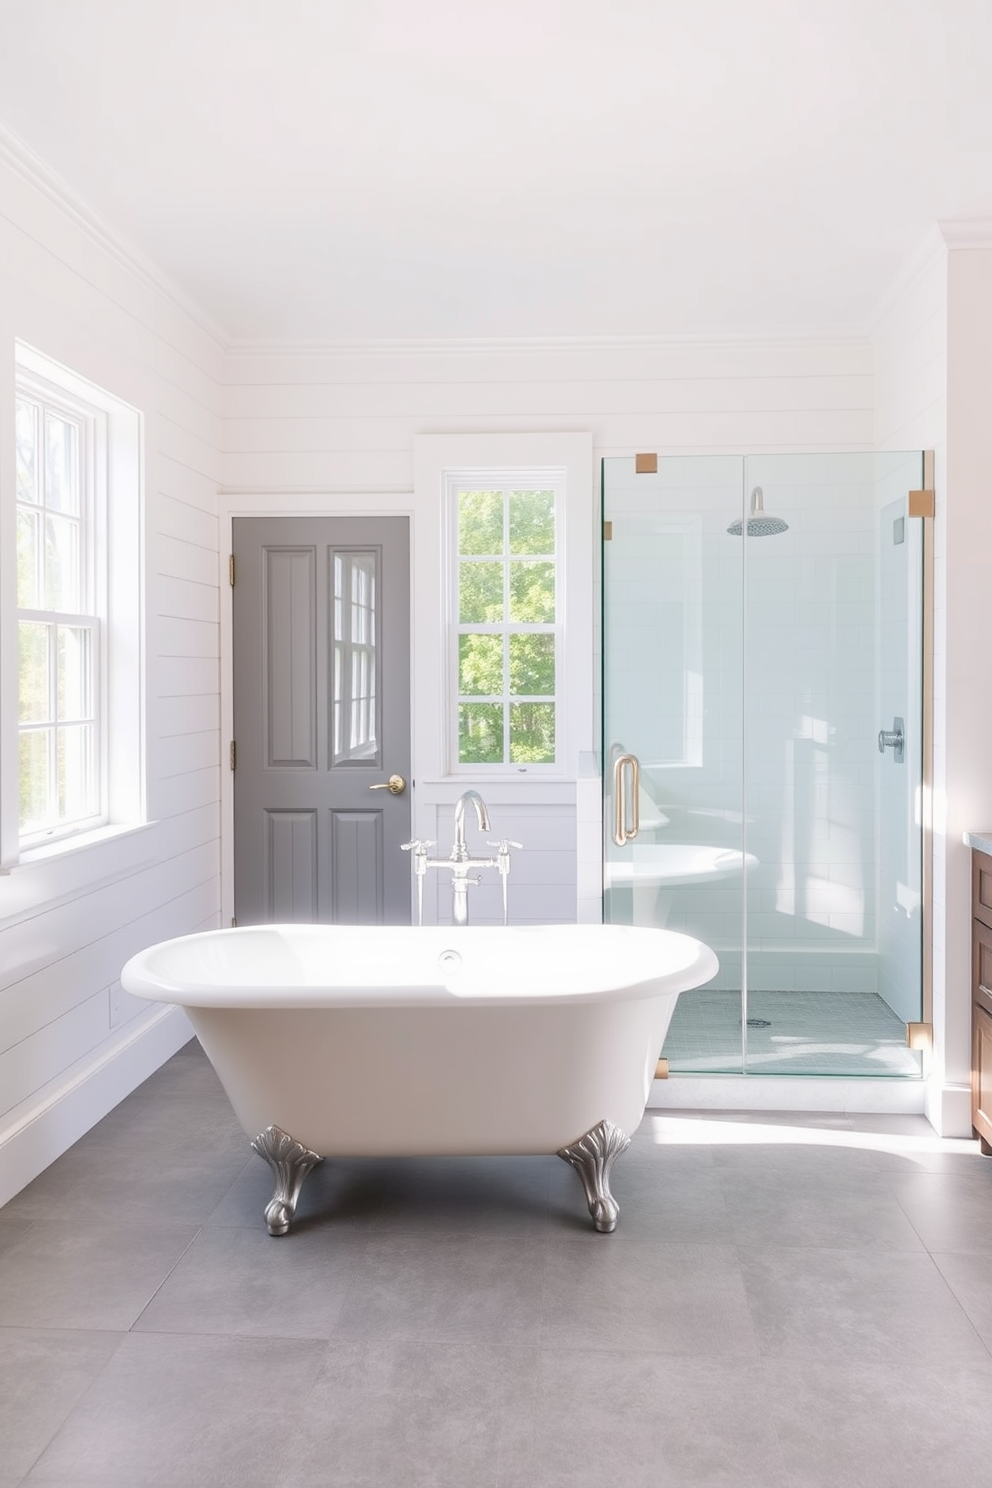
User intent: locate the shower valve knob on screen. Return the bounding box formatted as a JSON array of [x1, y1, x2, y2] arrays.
[[877, 719, 905, 761]]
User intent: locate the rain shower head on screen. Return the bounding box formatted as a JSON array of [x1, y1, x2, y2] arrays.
[[727, 487, 789, 537]]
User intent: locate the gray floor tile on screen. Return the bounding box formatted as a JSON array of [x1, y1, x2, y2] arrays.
[[133, 1222, 367, 1338], [540, 1240, 758, 1356], [368, 1154, 553, 1237], [23, 1331, 326, 1486], [707, 1136, 889, 1177], [718, 1165, 927, 1249], [0, 1216, 32, 1258], [762, 1356, 992, 1487], [497, 1349, 789, 1488], [887, 1168, 992, 1251], [0, 1328, 123, 1486], [868, 1145, 990, 1175], [273, 1340, 540, 1488], [38, 1044, 245, 1165], [2, 1140, 250, 1227], [0, 1221, 197, 1331], [931, 1251, 992, 1352], [739, 1246, 990, 1365], [334, 1235, 547, 1345], [6, 1041, 992, 1488], [629, 1117, 721, 1156], [92, 1086, 249, 1160]]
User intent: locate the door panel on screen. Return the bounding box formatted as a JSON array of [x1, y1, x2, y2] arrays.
[[329, 809, 383, 923], [264, 809, 318, 920], [264, 546, 316, 767], [233, 515, 411, 925]]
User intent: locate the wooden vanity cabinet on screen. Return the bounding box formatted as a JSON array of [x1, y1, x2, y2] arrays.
[[972, 850, 992, 1153]]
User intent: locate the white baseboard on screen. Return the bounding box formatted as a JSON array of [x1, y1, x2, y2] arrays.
[[647, 1074, 927, 1116], [0, 1006, 194, 1209], [924, 1079, 974, 1138]]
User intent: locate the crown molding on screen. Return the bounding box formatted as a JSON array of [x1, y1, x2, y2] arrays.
[[223, 327, 872, 359], [865, 217, 992, 336], [0, 121, 228, 352], [938, 217, 992, 249], [864, 224, 948, 336]]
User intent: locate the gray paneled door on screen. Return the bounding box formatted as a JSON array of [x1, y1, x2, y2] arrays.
[[232, 516, 411, 924]]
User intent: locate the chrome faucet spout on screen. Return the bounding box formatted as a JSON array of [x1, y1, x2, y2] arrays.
[[404, 790, 512, 927], [453, 790, 491, 859]]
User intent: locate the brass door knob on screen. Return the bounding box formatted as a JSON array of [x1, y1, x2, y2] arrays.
[[368, 774, 407, 795]]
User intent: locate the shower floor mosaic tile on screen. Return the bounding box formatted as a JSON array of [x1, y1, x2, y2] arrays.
[[662, 988, 922, 1077]]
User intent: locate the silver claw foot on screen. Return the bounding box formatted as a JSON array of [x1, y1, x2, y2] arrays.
[[250, 1125, 322, 1235], [557, 1119, 631, 1233]]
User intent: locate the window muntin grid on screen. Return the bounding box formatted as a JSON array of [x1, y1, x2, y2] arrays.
[[452, 485, 559, 770], [332, 549, 379, 764]]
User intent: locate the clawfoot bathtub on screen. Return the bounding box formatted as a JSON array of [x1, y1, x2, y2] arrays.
[[121, 923, 717, 1235]]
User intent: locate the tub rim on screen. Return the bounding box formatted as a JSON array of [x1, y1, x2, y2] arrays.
[[121, 922, 719, 1010]]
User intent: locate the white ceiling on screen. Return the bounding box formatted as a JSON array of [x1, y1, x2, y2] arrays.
[[1, 0, 991, 347]]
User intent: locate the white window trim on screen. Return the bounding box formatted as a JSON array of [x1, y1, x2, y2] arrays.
[[15, 371, 105, 847], [1, 342, 145, 871], [413, 432, 595, 791]]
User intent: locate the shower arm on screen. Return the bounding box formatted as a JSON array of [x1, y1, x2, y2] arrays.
[[613, 752, 640, 846]]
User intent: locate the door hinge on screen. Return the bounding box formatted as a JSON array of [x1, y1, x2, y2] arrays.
[[603, 520, 613, 541], [655, 1057, 669, 1080], [908, 490, 935, 518], [231, 916, 237, 928], [229, 554, 236, 586], [230, 740, 236, 771]]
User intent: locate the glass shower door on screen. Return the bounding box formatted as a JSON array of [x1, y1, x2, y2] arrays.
[[740, 451, 924, 1075], [602, 455, 748, 1073], [602, 450, 926, 1079]]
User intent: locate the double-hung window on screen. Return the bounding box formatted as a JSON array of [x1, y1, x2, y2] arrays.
[[448, 475, 563, 773], [5, 343, 143, 868], [16, 377, 103, 844]]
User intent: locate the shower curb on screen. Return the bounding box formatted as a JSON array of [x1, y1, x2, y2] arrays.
[[646, 1074, 925, 1115]]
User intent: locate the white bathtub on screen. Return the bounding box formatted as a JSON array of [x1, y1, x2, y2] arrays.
[[121, 923, 717, 1233]]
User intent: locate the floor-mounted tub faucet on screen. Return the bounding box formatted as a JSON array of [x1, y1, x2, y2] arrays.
[[402, 790, 521, 925]]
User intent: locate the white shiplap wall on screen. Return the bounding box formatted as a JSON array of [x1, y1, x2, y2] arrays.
[[222, 340, 874, 488], [221, 339, 874, 927], [0, 145, 224, 1205]]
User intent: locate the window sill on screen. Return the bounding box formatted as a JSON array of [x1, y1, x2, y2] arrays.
[[9, 821, 156, 872], [0, 820, 162, 933]]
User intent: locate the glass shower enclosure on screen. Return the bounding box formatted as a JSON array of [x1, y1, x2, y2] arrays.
[[602, 452, 926, 1077]]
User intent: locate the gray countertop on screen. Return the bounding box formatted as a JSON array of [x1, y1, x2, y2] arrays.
[[964, 831, 992, 856]]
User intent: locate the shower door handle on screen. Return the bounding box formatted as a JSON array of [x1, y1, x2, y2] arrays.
[[613, 752, 640, 846], [877, 718, 905, 763]]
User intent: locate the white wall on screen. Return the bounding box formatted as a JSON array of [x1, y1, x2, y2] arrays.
[[921, 238, 992, 1135], [0, 143, 224, 1205], [871, 232, 982, 1134], [221, 340, 874, 493]]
